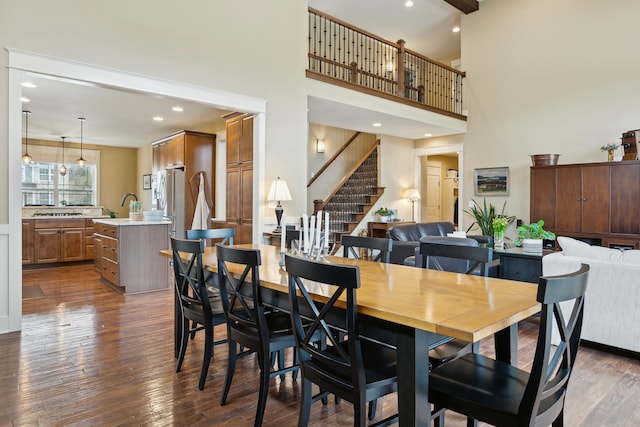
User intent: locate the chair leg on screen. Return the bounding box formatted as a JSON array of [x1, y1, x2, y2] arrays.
[[221, 340, 238, 405], [198, 323, 214, 390], [190, 320, 198, 339], [176, 316, 190, 372], [277, 349, 286, 381], [368, 400, 377, 421], [298, 377, 312, 427], [466, 417, 478, 427], [355, 398, 367, 427], [254, 350, 270, 427], [552, 409, 564, 427]]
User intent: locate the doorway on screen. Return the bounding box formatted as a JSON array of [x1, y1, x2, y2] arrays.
[[7, 50, 267, 332]]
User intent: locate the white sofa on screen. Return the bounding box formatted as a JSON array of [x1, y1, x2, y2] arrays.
[[542, 236, 640, 353]]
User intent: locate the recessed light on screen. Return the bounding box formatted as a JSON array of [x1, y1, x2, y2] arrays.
[[153, 116, 164, 122], [372, 122, 382, 127], [424, 133, 433, 137], [405, 1, 414, 7], [21, 97, 30, 103], [21, 82, 37, 88], [172, 106, 183, 112], [452, 26, 461, 33]]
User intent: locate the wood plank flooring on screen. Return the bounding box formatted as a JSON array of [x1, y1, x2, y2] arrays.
[[4, 263, 639, 426]]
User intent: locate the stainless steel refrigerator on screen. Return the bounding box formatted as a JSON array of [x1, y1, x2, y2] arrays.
[[155, 167, 185, 238]]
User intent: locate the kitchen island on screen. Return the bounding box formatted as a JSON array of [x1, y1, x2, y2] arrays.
[[93, 218, 171, 294]]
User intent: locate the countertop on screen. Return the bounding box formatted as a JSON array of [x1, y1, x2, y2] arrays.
[[93, 218, 172, 226]]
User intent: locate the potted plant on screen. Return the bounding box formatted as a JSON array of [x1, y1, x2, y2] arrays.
[[515, 219, 555, 252], [374, 207, 392, 222], [464, 198, 515, 237]]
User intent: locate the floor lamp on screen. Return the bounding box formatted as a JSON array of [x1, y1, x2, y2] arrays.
[[403, 188, 421, 221]]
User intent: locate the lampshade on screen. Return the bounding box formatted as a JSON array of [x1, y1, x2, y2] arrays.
[[403, 188, 421, 201], [267, 177, 292, 202]]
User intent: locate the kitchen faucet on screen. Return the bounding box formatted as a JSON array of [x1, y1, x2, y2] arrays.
[[120, 193, 138, 206]]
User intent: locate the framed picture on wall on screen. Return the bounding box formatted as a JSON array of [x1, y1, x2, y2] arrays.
[[474, 167, 509, 196], [143, 174, 152, 190]]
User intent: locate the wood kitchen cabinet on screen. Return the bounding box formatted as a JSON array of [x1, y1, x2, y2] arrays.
[[530, 160, 640, 248], [22, 219, 34, 264], [151, 130, 216, 233], [216, 113, 253, 244]]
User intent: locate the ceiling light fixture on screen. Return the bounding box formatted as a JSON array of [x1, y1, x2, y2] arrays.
[[424, 133, 433, 137], [405, 0, 414, 7], [77, 117, 86, 167], [373, 122, 382, 127], [172, 106, 183, 112], [452, 26, 461, 33], [59, 136, 67, 176], [153, 116, 164, 121], [21, 97, 30, 103], [22, 110, 32, 164]]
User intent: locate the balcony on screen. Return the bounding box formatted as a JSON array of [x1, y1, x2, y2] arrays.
[[307, 8, 466, 121]]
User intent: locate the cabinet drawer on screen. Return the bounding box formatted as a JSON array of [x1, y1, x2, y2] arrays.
[[102, 237, 118, 262], [101, 258, 119, 285], [97, 224, 118, 238]]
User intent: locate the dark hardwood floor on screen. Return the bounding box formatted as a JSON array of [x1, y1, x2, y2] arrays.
[[3, 263, 639, 426]]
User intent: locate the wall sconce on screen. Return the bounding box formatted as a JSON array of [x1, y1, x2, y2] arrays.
[[316, 139, 325, 153]]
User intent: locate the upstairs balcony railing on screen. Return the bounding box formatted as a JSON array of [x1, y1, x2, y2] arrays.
[[307, 7, 466, 120]]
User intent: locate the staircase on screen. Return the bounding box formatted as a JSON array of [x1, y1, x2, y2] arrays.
[[313, 144, 384, 245]]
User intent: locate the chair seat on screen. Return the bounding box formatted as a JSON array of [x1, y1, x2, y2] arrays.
[[429, 353, 529, 424]]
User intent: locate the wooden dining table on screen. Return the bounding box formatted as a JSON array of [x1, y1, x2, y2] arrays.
[[162, 243, 540, 426]]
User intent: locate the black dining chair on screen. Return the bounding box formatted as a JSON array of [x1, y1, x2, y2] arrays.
[[185, 228, 235, 337], [186, 227, 234, 246], [216, 244, 301, 427], [341, 234, 393, 263], [429, 264, 590, 427], [285, 254, 398, 427], [420, 241, 496, 370], [171, 237, 227, 390]]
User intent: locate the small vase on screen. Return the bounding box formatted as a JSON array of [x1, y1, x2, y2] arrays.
[[608, 149, 614, 162], [522, 238, 543, 253], [493, 230, 505, 250]]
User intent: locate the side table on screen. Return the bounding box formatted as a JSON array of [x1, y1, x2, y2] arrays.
[[368, 220, 415, 238], [498, 247, 556, 283]]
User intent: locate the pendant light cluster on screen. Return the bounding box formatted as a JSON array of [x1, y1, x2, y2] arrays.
[[22, 110, 32, 164]]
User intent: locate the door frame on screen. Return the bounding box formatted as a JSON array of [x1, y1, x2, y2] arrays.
[[6, 49, 268, 333], [413, 143, 464, 228]]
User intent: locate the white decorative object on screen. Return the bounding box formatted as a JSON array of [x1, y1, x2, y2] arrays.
[[522, 238, 543, 253]]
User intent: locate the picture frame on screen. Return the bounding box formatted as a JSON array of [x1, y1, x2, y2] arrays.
[[143, 174, 152, 190], [474, 166, 509, 196]]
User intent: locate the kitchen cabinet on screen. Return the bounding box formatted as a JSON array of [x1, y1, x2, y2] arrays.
[[216, 113, 253, 244], [530, 160, 640, 248], [22, 219, 34, 264], [26, 218, 96, 265], [151, 130, 216, 233], [93, 219, 171, 294]]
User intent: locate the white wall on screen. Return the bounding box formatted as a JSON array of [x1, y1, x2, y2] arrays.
[[458, 0, 640, 234]]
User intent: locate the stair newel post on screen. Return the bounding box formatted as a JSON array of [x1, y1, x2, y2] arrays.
[[397, 39, 406, 99]]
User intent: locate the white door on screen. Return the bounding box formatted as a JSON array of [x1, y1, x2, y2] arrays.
[[424, 163, 441, 222]]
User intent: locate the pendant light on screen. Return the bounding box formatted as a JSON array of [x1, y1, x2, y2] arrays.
[[77, 117, 86, 166], [22, 110, 32, 164], [59, 136, 67, 176]]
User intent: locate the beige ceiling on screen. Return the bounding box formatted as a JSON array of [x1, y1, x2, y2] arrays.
[[21, 1, 462, 148]]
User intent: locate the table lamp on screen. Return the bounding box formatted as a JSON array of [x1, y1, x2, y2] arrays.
[[267, 177, 292, 233], [403, 188, 421, 221]]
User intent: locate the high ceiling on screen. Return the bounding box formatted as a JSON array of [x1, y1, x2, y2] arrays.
[[20, 0, 464, 148]]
